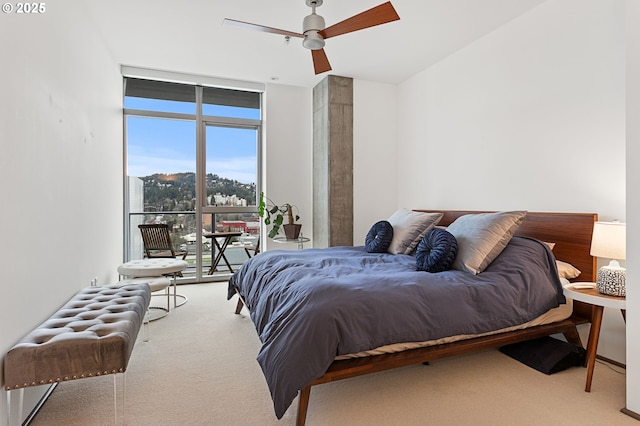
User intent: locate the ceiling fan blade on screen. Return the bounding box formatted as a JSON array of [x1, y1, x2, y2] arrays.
[[319, 1, 400, 39], [223, 18, 303, 39], [311, 49, 332, 75]]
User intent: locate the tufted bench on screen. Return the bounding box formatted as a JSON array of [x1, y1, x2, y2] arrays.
[[4, 284, 151, 425]]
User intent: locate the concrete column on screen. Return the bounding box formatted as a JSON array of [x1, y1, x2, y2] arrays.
[[313, 75, 353, 247]]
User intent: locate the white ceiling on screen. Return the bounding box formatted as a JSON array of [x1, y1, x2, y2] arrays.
[[82, 0, 546, 88]]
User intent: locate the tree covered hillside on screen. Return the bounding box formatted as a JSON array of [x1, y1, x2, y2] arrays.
[[141, 172, 255, 212]]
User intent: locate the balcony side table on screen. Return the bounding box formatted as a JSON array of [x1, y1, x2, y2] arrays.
[[204, 231, 243, 274], [562, 282, 626, 392]]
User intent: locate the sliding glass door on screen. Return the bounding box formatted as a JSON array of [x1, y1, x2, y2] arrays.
[[199, 124, 259, 276], [124, 77, 261, 283]]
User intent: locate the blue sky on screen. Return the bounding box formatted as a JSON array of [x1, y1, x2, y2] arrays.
[[125, 98, 258, 184]]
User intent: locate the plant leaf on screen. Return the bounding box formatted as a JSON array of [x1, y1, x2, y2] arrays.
[[258, 192, 266, 217]]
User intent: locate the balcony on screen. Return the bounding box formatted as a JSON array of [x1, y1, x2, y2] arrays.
[[127, 211, 259, 283]]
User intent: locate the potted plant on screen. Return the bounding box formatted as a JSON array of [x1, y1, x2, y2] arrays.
[[258, 192, 301, 239]]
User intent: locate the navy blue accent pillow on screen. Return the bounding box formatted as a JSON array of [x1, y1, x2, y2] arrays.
[[365, 220, 394, 253], [415, 228, 458, 272]]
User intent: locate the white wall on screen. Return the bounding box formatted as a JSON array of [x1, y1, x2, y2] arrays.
[[0, 4, 123, 423], [0, 14, 314, 422], [262, 83, 313, 251], [625, 0, 640, 416], [264, 79, 399, 251], [396, 0, 626, 362], [0, 0, 634, 420], [352, 80, 399, 244]]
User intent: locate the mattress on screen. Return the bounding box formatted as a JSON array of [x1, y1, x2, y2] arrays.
[[336, 298, 572, 359]]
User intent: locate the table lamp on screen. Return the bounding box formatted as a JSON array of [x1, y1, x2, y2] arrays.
[[590, 221, 626, 297]]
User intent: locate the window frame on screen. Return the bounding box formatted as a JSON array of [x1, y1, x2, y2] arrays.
[[123, 71, 263, 282]]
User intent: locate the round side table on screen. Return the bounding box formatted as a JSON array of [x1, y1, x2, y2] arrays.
[[118, 259, 188, 309], [118, 276, 171, 321], [563, 282, 626, 392], [272, 236, 311, 250]]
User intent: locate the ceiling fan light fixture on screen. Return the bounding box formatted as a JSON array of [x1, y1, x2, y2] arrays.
[[303, 31, 325, 50]]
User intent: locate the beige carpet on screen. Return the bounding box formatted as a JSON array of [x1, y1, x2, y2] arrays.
[[30, 282, 634, 426]]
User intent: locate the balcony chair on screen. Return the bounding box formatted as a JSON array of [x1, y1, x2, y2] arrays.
[[136, 224, 188, 309], [138, 223, 188, 277], [139, 224, 188, 260], [244, 236, 260, 258]]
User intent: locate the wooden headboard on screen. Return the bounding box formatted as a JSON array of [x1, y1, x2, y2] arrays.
[[416, 210, 597, 283]]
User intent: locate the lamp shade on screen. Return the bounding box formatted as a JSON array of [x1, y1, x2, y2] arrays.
[[590, 221, 626, 260]]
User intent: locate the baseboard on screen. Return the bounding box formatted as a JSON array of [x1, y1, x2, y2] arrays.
[[596, 354, 626, 370], [621, 407, 640, 421], [23, 383, 57, 426]]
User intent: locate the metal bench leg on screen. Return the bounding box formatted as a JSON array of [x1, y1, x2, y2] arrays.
[[114, 374, 117, 425], [6, 388, 11, 426], [6, 388, 24, 426], [143, 308, 150, 342], [114, 373, 126, 425]]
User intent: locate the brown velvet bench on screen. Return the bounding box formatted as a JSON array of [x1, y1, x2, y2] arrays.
[[3, 284, 151, 425]]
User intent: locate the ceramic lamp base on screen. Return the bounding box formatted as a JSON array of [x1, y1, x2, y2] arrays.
[[596, 263, 626, 297]]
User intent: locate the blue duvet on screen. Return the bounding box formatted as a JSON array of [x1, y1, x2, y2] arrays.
[[228, 236, 565, 418]]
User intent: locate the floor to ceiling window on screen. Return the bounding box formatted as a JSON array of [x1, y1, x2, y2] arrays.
[[123, 75, 262, 282]]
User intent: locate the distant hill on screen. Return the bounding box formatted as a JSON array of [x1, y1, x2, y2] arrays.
[[140, 172, 255, 212]]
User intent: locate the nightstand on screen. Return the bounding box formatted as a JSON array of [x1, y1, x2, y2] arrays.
[[563, 282, 626, 392]]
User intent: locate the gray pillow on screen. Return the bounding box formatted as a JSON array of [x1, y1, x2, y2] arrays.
[[386, 209, 443, 255], [446, 211, 527, 274]]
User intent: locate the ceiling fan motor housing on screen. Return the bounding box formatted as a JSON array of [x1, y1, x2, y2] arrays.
[[302, 13, 326, 50]]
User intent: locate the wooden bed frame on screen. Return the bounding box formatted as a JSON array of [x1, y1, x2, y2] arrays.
[[235, 211, 597, 426]]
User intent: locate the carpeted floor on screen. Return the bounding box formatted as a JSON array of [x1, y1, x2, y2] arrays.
[[30, 282, 634, 425]]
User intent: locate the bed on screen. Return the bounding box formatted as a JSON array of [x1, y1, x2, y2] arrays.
[[228, 210, 596, 425]]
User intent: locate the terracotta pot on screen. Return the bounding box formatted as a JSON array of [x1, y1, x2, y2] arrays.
[[283, 224, 302, 240]]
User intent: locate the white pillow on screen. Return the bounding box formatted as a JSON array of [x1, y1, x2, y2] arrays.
[[446, 211, 527, 274], [387, 209, 443, 255]]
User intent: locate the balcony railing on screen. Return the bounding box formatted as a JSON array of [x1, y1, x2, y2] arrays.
[[127, 211, 259, 282]]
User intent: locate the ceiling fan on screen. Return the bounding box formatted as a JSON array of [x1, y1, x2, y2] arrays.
[[223, 1, 400, 75]]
